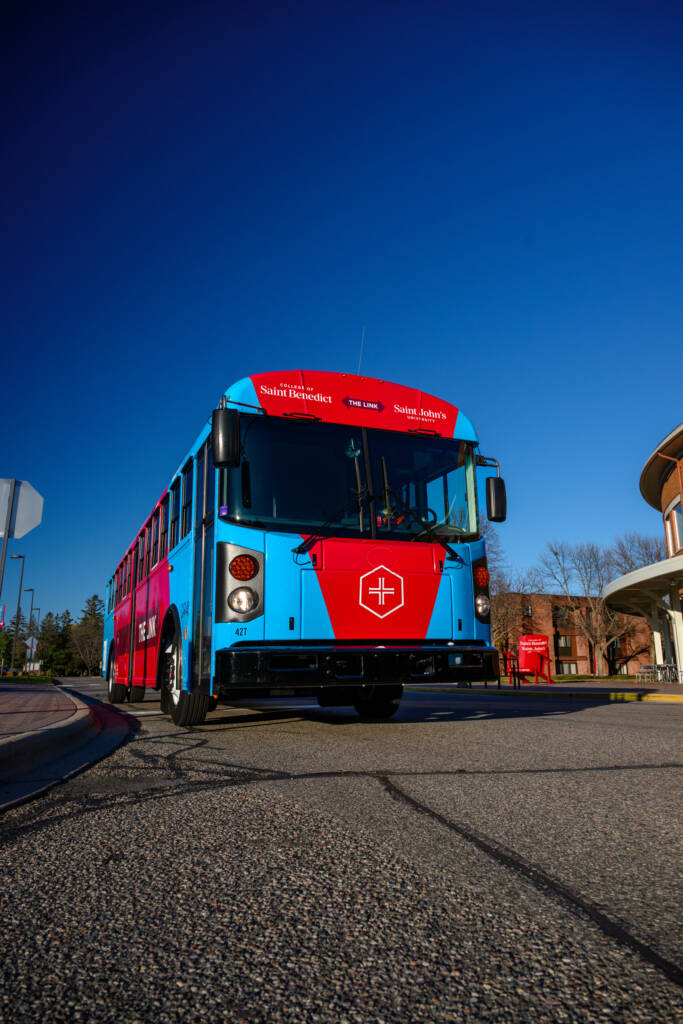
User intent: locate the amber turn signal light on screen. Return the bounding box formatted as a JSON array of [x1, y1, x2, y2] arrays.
[[229, 554, 259, 581], [473, 565, 489, 589]]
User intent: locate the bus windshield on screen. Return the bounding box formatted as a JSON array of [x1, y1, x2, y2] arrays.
[[218, 414, 479, 541]]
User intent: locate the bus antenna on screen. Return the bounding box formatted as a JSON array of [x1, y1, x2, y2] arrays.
[[357, 325, 366, 375]]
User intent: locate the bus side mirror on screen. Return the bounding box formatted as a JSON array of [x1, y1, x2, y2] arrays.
[[486, 476, 507, 522], [212, 407, 240, 467]]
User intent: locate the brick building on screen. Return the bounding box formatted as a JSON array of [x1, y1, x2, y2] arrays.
[[493, 591, 653, 676]]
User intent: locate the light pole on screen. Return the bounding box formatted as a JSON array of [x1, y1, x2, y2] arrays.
[[9, 554, 25, 672], [24, 588, 36, 669], [24, 588, 34, 634]]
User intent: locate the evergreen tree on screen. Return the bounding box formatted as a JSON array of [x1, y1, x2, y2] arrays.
[[0, 612, 28, 671], [37, 612, 62, 674]]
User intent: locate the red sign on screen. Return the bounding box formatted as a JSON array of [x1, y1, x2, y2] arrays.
[[248, 370, 460, 437], [518, 635, 549, 672]]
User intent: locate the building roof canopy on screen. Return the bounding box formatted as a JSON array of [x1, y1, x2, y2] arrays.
[[639, 423, 683, 510], [603, 554, 683, 616]]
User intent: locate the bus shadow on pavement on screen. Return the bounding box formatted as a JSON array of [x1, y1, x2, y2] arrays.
[[204, 692, 614, 730]]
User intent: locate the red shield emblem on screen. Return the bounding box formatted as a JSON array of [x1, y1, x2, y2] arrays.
[[359, 565, 404, 619]]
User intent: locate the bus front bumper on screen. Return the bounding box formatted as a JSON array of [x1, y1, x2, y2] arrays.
[[213, 643, 499, 696]]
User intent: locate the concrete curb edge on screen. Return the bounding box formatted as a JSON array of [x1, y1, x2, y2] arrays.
[[411, 686, 683, 704], [0, 695, 99, 783]]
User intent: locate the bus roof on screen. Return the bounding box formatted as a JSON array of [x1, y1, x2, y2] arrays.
[[223, 369, 477, 442]]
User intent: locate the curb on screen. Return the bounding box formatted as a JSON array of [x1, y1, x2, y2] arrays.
[[412, 686, 683, 704], [0, 693, 99, 784]]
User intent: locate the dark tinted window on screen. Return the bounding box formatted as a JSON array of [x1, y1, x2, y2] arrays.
[[159, 496, 169, 559], [151, 510, 160, 566], [181, 461, 193, 538], [170, 479, 180, 548]]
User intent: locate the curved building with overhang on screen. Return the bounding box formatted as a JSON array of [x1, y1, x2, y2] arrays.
[[603, 424, 683, 670]]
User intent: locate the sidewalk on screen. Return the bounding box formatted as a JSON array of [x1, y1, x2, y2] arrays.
[[0, 679, 134, 810]]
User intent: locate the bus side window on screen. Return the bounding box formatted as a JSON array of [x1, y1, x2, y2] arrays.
[[159, 498, 168, 558], [181, 460, 193, 539], [159, 496, 169, 559], [170, 479, 180, 548], [195, 446, 204, 528], [137, 534, 145, 585], [206, 439, 215, 521], [144, 524, 151, 577], [151, 509, 160, 567]]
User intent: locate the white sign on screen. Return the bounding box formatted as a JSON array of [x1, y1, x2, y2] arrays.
[[0, 479, 44, 539]]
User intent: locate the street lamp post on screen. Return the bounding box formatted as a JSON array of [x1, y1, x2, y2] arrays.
[[24, 587, 34, 634], [24, 588, 36, 669], [9, 554, 25, 672]]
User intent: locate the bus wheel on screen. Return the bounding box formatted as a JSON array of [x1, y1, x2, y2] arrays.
[[163, 632, 209, 727], [129, 685, 145, 703], [353, 685, 403, 720], [107, 656, 127, 704]]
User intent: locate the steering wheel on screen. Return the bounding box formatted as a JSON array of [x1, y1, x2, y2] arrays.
[[409, 507, 439, 541]]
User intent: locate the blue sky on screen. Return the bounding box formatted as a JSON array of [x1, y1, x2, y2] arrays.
[[1, 0, 681, 620]]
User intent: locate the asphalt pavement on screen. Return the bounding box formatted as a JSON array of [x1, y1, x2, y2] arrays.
[[1, 675, 681, 812], [0, 678, 681, 1023]]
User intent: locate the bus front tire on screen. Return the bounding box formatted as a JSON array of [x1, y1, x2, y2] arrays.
[[353, 685, 403, 720], [107, 657, 128, 704], [162, 632, 208, 727], [129, 685, 145, 703]]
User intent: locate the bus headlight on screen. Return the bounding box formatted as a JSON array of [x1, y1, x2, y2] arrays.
[[475, 594, 490, 617], [228, 587, 259, 613]]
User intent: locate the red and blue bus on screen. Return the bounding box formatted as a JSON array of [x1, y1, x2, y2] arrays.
[[103, 370, 506, 726]]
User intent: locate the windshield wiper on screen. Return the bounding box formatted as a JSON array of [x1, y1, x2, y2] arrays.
[[293, 438, 371, 555], [291, 507, 349, 555], [352, 448, 366, 534], [379, 455, 464, 564]]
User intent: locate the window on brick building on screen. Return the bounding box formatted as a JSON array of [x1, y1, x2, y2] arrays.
[[557, 661, 578, 674], [557, 634, 572, 650]]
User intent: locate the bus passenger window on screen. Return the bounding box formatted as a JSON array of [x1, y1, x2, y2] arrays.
[[181, 461, 193, 539], [151, 510, 160, 567], [170, 480, 180, 548], [195, 447, 205, 528], [206, 440, 215, 520], [159, 497, 169, 559], [137, 535, 145, 584], [144, 525, 151, 576]]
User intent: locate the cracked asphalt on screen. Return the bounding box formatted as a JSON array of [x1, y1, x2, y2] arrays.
[[1, 686, 681, 1023]]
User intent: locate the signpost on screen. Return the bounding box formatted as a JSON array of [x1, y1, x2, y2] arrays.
[[0, 479, 44, 604]]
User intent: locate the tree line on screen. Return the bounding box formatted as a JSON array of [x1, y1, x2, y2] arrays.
[[0, 595, 104, 676], [489, 531, 666, 676]]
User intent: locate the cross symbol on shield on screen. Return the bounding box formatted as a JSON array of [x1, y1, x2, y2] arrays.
[[359, 565, 404, 618]]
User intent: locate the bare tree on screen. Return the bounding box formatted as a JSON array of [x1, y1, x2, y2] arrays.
[[610, 532, 666, 576], [490, 569, 539, 652], [70, 596, 104, 676], [538, 541, 632, 675], [480, 520, 507, 594]]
